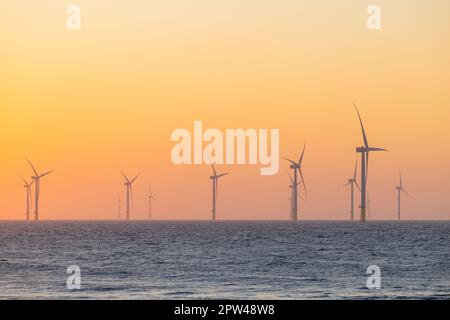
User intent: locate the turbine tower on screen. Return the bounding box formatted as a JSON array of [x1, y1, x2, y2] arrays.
[[26, 158, 54, 221], [288, 172, 303, 220], [147, 185, 156, 219], [19, 175, 34, 221], [345, 158, 360, 221], [210, 163, 228, 221], [284, 143, 307, 221], [120, 171, 140, 221], [354, 104, 387, 223], [396, 169, 409, 221]]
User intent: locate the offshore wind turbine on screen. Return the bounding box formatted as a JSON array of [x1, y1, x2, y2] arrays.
[[345, 158, 361, 221], [26, 158, 54, 221], [120, 171, 140, 221], [19, 175, 34, 221], [147, 185, 156, 219], [118, 196, 121, 219], [210, 163, 228, 221], [354, 104, 387, 223], [284, 143, 307, 221], [396, 169, 409, 221]]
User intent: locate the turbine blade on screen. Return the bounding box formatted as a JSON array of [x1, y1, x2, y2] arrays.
[[211, 163, 217, 176], [298, 168, 307, 199], [119, 170, 130, 183], [354, 156, 358, 180], [130, 185, 134, 207], [215, 179, 218, 202], [366, 152, 369, 183], [39, 170, 54, 178], [283, 158, 297, 167], [18, 175, 27, 185], [399, 169, 403, 188], [353, 103, 369, 148], [130, 173, 140, 184], [25, 158, 38, 176], [298, 143, 306, 166], [287, 171, 294, 185], [355, 181, 361, 192], [29, 188, 33, 206], [216, 173, 228, 178], [368, 147, 388, 152]]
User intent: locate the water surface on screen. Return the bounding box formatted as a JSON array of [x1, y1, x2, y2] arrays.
[[0, 221, 448, 299]]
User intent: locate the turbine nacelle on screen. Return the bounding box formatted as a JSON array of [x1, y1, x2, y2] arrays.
[[356, 146, 387, 153]]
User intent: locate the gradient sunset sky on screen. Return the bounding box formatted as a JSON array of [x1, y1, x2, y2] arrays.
[[1, 0, 449, 220]]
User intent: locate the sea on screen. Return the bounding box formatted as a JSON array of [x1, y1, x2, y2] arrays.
[[0, 221, 448, 299]]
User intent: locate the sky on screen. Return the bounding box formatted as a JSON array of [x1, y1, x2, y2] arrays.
[[0, 0, 449, 220]]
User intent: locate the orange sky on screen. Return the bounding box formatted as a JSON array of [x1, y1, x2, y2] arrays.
[[1, 0, 449, 220]]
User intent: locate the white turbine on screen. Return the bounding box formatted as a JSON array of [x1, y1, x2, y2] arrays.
[[396, 169, 409, 221], [19, 175, 34, 221], [210, 163, 228, 221], [26, 158, 54, 221], [120, 171, 140, 221], [345, 158, 361, 221], [284, 143, 307, 221], [147, 185, 156, 219], [354, 104, 387, 223]]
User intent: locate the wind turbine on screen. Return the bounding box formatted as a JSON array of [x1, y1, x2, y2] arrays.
[[147, 185, 156, 219], [118, 195, 121, 219], [396, 169, 409, 221], [284, 143, 307, 221], [344, 158, 361, 221], [19, 175, 34, 221], [354, 104, 387, 223], [288, 172, 303, 221], [210, 163, 228, 221], [26, 158, 54, 221], [120, 171, 140, 221]]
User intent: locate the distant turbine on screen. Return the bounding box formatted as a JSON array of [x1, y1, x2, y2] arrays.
[[19, 175, 34, 221], [354, 104, 387, 222], [120, 171, 140, 221], [288, 172, 303, 220], [210, 163, 228, 221], [284, 143, 307, 221], [26, 158, 54, 221], [344, 158, 361, 221], [396, 169, 409, 221], [118, 196, 121, 219], [147, 185, 156, 219]]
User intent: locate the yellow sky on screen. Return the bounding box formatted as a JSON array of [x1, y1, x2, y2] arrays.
[[1, 0, 449, 220]]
